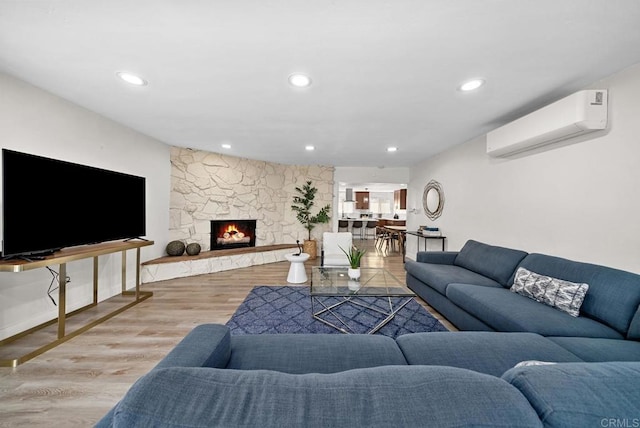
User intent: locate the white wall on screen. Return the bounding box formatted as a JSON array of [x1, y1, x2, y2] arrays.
[[407, 64, 640, 274], [0, 73, 170, 340]]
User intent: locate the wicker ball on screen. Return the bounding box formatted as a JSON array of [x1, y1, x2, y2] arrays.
[[186, 243, 201, 256], [166, 240, 186, 256]]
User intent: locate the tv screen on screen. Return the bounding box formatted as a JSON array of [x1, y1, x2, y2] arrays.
[[2, 149, 146, 258]]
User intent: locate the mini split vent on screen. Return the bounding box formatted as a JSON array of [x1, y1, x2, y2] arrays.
[[486, 90, 608, 157]]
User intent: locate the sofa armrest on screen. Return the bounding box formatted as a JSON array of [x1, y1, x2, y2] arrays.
[[154, 324, 231, 370], [416, 251, 458, 264], [503, 362, 640, 427]]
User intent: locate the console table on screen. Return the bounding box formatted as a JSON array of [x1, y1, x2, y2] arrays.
[[0, 240, 153, 367], [405, 231, 446, 251]]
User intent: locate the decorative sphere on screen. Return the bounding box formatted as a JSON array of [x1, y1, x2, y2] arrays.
[[166, 240, 186, 256], [186, 243, 201, 256]]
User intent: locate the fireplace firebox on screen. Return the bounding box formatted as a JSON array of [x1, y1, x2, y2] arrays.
[[210, 220, 257, 251]]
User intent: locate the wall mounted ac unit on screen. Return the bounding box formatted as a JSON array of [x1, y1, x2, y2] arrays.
[[486, 89, 608, 157]]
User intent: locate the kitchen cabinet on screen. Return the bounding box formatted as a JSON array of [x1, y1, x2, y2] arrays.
[[378, 219, 406, 227], [394, 189, 407, 210], [355, 191, 369, 210]]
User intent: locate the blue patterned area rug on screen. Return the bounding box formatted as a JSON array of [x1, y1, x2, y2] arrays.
[[226, 286, 448, 338]]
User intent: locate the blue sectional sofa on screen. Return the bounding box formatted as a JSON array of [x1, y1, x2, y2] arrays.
[[97, 324, 640, 427], [96, 241, 640, 427], [405, 240, 640, 343]]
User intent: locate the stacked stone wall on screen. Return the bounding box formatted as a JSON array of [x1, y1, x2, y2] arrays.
[[170, 147, 334, 250]]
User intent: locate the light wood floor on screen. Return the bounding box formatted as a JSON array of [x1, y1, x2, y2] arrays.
[[0, 238, 455, 427]]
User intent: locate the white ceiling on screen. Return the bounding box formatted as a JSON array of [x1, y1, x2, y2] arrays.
[[2, 1, 640, 167]]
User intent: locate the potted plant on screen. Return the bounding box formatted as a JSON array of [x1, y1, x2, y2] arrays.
[[340, 245, 366, 281], [291, 180, 331, 259]]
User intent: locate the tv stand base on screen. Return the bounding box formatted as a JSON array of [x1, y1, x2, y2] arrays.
[[0, 240, 154, 367]]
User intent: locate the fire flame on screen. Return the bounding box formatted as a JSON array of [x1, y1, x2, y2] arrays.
[[225, 224, 239, 234], [221, 224, 247, 240]]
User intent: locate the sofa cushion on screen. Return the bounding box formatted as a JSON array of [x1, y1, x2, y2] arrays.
[[228, 334, 407, 373], [453, 240, 528, 287], [112, 366, 543, 428], [405, 260, 501, 295], [446, 283, 623, 339], [519, 253, 640, 337], [502, 362, 640, 428], [511, 267, 589, 317], [396, 331, 583, 377], [547, 337, 640, 362]]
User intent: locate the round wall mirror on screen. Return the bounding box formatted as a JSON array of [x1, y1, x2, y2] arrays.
[[422, 180, 444, 220]]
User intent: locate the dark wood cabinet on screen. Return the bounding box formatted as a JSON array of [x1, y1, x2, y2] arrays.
[[394, 189, 407, 210], [355, 191, 369, 210], [378, 219, 406, 227]]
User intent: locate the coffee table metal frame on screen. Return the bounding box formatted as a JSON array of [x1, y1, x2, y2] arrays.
[[310, 267, 415, 334]]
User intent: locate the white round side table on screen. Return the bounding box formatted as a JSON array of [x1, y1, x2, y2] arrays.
[[284, 253, 310, 283]]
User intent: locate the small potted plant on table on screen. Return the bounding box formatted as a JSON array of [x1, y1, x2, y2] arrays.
[[340, 245, 366, 281]]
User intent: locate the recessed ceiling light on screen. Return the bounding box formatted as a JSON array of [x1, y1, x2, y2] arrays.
[[387, 147, 398, 152], [116, 71, 148, 86], [288, 73, 312, 88], [305, 145, 315, 151], [458, 79, 485, 92], [221, 143, 231, 149]]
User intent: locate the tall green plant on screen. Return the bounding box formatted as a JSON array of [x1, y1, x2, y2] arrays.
[[291, 180, 331, 241]]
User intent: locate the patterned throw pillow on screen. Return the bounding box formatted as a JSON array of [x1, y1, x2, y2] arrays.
[[511, 267, 589, 317]]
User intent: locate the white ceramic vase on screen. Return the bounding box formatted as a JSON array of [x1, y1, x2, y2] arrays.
[[347, 280, 361, 291], [348, 267, 361, 281]]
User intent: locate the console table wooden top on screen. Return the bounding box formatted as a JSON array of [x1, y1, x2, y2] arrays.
[[0, 240, 154, 273]]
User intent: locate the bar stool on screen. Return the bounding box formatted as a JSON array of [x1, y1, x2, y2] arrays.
[[364, 220, 377, 239], [351, 220, 363, 239], [338, 219, 349, 232]]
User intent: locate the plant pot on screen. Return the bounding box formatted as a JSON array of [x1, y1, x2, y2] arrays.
[[303, 239, 317, 260], [347, 280, 361, 291], [348, 267, 361, 281]]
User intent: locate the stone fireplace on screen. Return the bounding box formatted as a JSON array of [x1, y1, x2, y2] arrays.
[[210, 220, 257, 251]]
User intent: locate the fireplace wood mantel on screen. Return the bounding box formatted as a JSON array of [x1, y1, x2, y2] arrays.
[[143, 244, 298, 266], [141, 244, 303, 283]]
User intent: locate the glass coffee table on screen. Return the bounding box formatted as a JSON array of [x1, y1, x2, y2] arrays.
[[310, 266, 416, 334]]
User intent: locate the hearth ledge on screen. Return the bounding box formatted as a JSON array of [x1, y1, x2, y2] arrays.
[[141, 244, 299, 283]]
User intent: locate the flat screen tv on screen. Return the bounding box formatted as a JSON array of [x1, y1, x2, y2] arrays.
[[1, 149, 146, 258]]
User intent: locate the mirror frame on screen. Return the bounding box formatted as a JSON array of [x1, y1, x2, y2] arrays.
[[422, 180, 445, 220]]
